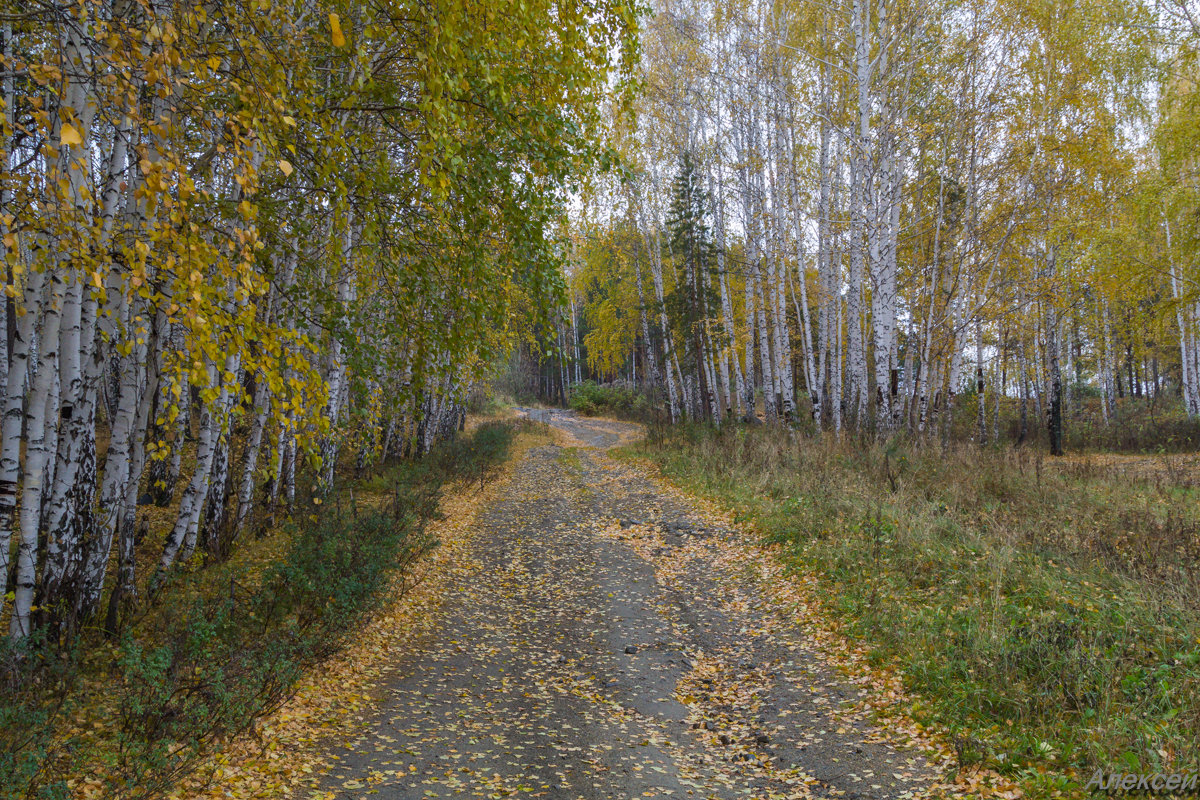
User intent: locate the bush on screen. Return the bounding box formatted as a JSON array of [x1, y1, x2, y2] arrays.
[[0, 632, 77, 800], [434, 421, 517, 487], [568, 381, 653, 420], [465, 386, 509, 416], [904, 389, 1200, 454], [1065, 397, 1200, 453]]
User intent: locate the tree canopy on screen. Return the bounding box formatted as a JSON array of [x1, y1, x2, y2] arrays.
[[0, 0, 637, 639], [553, 0, 1200, 449]]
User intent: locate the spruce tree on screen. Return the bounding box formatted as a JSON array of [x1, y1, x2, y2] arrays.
[[666, 151, 720, 420]]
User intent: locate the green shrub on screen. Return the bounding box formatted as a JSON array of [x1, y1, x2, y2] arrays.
[[0, 632, 76, 800], [568, 381, 649, 419], [108, 507, 426, 799]]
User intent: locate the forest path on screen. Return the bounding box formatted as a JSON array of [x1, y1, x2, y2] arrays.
[[320, 411, 940, 800]]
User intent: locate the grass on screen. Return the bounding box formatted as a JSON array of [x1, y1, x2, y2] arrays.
[[629, 423, 1200, 797], [936, 390, 1200, 454], [556, 446, 583, 471], [0, 420, 525, 800]]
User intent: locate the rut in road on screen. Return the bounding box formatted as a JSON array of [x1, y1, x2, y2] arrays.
[[321, 412, 941, 799]]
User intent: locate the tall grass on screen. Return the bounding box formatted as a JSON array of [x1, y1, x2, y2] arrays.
[[635, 424, 1200, 794]]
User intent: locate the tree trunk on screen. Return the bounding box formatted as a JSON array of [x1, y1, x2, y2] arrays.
[[1045, 248, 1064, 456], [1167, 214, 1199, 415], [11, 272, 67, 638]]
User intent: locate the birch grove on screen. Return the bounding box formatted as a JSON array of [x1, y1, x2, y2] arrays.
[[563, 0, 1200, 444], [0, 0, 636, 639]]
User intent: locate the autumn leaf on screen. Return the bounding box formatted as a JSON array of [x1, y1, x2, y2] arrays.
[[279, 159, 293, 177], [59, 123, 83, 146], [328, 13, 345, 47]]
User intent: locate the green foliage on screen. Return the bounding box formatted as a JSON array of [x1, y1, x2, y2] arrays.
[[431, 421, 520, 489], [362, 420, 523, 497], [666, 150, 713, 272], [568, 380, 652, 419], [664, 151, 723, 393], [466, 386, 506, 416], [634, 425, 1200, 790], [102, 506, 424, 799], [0, 633, 76, 800]]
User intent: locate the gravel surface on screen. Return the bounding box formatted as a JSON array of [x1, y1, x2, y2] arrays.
[[321, 411, 938, 799]]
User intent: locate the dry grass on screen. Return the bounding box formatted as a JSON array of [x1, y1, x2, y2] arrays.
[[632, 424, 1200, 797]]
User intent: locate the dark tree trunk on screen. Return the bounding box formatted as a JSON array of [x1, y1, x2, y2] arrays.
[[1127, 347, 1138, 398], [1047, 381, 1063, 456]]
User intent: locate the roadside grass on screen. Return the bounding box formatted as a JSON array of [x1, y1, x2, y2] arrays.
[[557, 446, 583, 472], [629, 424, 1200, 796], [0, 420, 524, 800]]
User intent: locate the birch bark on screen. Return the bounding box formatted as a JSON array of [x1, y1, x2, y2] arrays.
[[1167, 215, 1199, 415]]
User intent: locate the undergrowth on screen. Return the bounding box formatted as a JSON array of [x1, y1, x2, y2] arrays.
[[0, 420, 521, 800], [632, 424, 1200, 797], [568, 380, 659, 421]]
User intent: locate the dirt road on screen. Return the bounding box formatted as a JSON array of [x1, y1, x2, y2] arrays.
[[321, 412, 938, 799]]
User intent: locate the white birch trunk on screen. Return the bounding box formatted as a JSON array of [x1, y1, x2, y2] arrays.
[[10, 271, 67, 638], [976, 317, 987, 444], [320, 212, 357, 490], [1167, 214, 1199, 415], [86, 322, 159, 617], [154, 358, 228, 589], [641, 209, 681, 422], [570, 292, 581, 385], [632, 250, 660, 391], [0, 267, 45, 616], [755, 259, 776, 422]]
